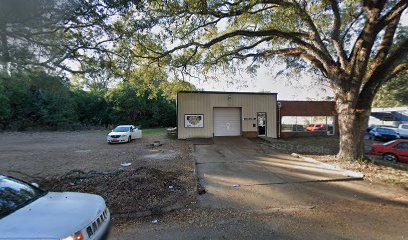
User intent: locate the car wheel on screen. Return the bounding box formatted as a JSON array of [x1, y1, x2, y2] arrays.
[[383, 153, 398, 163], [128, 136, 131, 143]]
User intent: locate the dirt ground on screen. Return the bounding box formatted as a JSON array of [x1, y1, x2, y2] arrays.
[[0, 130, 196, 224], [2, 131, 407, 239], [112, 137, 408, 240]]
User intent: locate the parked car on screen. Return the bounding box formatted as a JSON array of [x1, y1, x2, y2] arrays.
[[107, 125, 141, 143], [369, 139, 408, 163], [0, 175, 110, 240], [367, 124, 376, 133], [367, 124, 398, 133], [397, 123, 408, 138], [306, 124, 326, 132], [368, 127, 400, 141]]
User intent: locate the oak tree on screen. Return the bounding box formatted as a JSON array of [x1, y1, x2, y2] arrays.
[[129, 0, 408, 160]]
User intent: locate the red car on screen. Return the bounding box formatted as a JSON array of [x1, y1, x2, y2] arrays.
[[369, 139, 408, 163], [306, 124, 326, 132]]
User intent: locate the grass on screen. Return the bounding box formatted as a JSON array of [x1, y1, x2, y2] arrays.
[[281, 136, 340, 146], [261, 136, 340, 155], [140, 127, 167, 136]]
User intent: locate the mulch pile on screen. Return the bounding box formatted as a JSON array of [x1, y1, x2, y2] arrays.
[[39, 167, 189, 218]]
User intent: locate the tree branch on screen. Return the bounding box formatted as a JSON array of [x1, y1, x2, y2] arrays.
[[329, 0, 347, 67], [364, 14, 401, 81], [357, 38, 408, 108], [159, 28, 336, 73], [348, 0, 386, 80], [375, 1, 408, 32], [292, 0, 332, 59]]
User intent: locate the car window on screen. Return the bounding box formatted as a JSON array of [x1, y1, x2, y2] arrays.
[[377, 128, 396, 134], [112, 126, 130, 132], [0, 177, 45, 219], [401, 125, 408, 130], [395, 143, 408, 150]]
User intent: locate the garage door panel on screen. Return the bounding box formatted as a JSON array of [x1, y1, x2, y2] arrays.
[[214, 108, 241, 136]]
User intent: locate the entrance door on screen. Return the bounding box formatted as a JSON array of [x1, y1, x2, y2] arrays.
[[213, 108, 241, 136], [257, 112, 267, 136]]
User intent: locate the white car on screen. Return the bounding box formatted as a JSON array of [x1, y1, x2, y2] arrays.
[[0, 175, 110, 240], [398, 123, 408, 138], [107, 125, 141, 143]]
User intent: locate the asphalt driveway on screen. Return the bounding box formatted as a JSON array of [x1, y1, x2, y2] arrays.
[[114, 137, 408, 240]]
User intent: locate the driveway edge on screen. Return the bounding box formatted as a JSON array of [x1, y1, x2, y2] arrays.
[[291, 153, 365, 178]]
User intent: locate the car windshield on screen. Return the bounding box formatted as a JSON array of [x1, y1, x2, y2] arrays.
[[0, 176, 45, 219], [112, 126, 130, 132], [401, 125, 408, 130], [377, 128, 396, 134], [383, 140, 397, 146]]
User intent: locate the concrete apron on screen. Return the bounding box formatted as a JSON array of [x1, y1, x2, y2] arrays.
[[195, 137, 363, 211]]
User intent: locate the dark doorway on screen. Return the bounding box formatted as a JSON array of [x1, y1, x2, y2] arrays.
[[257, 112, 267, 136]]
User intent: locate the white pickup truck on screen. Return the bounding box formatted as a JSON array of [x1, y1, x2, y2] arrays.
[[0, 175, 110, 240], [398, 123, 408, 138]]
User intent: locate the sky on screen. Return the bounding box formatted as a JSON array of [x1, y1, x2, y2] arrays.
[[188, 64, 333, 101]]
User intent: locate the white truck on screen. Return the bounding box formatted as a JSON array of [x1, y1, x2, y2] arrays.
[[398, 123, 408, 138], [0, 175, 110, 240]]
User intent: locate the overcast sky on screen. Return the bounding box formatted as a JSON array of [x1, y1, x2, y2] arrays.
[[188, 65, 333, 101]]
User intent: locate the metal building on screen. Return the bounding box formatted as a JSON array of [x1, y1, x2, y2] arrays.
[[177, 91, 278, 139]]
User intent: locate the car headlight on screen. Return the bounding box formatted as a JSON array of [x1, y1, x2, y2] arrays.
[[62, 231, 84, 240]]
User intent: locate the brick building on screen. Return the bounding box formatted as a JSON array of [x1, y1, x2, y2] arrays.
[[278, 101, 338, 138]]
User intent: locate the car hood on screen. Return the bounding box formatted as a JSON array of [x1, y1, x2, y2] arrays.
[[0, 192, 106, 239], [108, 131, 128, 136]]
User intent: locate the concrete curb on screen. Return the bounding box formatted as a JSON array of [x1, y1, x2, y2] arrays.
[[291, 153, 365, 179]]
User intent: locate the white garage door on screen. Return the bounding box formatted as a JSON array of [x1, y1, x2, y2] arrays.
[[213, 108, 241, 136]]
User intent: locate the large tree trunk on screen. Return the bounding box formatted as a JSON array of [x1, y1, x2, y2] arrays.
[[336, 97, 371, 160]]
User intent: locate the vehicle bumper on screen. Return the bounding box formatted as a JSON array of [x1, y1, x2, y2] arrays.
[[98, 221, 111, 240], [107, 137, 128, 143], [91, 209, 111, 240]]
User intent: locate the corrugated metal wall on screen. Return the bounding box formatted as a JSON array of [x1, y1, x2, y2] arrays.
[[177, 92, 277, 139]]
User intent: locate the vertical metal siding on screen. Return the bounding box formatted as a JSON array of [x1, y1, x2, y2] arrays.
[[177, 93, 277, 138]]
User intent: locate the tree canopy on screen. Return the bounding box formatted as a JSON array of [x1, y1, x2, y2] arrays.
[[373, 72, 408, 107]]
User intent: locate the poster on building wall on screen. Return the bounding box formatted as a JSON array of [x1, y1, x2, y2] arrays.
[[185, 114, 204, 128]]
